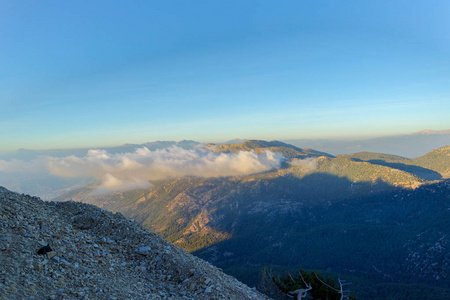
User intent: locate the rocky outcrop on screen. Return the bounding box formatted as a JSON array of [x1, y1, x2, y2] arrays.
[[0, 186, 270, 299]]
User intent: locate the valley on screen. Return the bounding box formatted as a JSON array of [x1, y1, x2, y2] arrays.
[[54, 141, 450, 299]]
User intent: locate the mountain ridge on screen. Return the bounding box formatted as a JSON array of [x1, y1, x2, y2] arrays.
[[53, 142, 450, 299], [210, 139, 334, 159], [282, 130, 450, 158]]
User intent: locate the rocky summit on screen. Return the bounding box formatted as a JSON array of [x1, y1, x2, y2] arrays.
[[0, 186, 269, 299]]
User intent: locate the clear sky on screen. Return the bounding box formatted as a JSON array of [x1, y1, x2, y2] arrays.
[[1, 0, 449, 152]]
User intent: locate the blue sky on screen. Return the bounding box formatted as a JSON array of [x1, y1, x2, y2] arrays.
[[1, 0, 449, 152]]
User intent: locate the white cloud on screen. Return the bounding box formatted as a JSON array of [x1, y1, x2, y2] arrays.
[[46, 146, 285, 194], [89, 173, 153, 196], [290, 157, 318, 172]]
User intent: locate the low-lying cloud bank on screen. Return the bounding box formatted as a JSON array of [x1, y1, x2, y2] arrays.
[[43, 146, 284, 194], [290, 157, 318, 172]]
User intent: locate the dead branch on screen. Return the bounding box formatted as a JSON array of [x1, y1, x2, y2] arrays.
[[288, 285, 313, 300], [298, 270, 309, 287], [313, 273, 351, 300]]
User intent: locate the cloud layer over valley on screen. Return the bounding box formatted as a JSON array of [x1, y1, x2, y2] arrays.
[[290, 157, 319, 172], [1, 147, 284, 196]]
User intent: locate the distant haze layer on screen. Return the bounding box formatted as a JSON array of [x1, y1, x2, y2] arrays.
[[0, 131, 449, 199], [283, 130, 450, 158], [0, 146, 284, 197]]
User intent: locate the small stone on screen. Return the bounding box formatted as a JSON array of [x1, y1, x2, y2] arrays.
[[60, 258, 71, 266], [72, 214, 95, 230], [55, 278, 65, 288], [167, 284, 175, 292], [136, 266, 146, 273], [46, 251, 57, 259], [36, 259, 49, 270]]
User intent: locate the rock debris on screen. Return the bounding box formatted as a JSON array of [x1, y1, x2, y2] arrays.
[[0, 186, 270, 299]]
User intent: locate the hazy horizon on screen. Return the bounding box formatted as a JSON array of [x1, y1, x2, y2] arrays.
[[0, 128, 449, 155], [1, 132, 448, 200]]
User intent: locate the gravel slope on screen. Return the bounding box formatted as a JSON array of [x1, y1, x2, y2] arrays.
[[0, 186, 270, 300]]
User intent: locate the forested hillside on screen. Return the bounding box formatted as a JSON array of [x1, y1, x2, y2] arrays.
[[55, 142, 450, 299], [412, 145, 450, 178], [210, 140, 333, 159]]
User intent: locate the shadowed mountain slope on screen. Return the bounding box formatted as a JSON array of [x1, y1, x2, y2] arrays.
[[341, 152, 444, 181], [412, 145, 450, 178], [54, 143, 450, 299]]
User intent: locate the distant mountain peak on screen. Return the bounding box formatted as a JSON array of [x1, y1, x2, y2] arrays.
[[412, 129, 450, 134], [223, 138, 248, 144], [215, 139, 334, 159]]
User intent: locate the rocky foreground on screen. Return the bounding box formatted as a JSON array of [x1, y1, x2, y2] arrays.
[[0, 187, 270, 299]]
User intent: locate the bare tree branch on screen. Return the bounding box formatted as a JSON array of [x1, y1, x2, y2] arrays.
[[288, 285, 313, 300], [286, 270, 313, 300], [313, 274, 352, 300], [298, 270, 309, 287], [314, 273, 340, 292], [288, 272, 296, 284]]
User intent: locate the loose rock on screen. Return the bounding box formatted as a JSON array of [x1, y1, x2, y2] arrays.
[[0, 186, 270, 299]]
